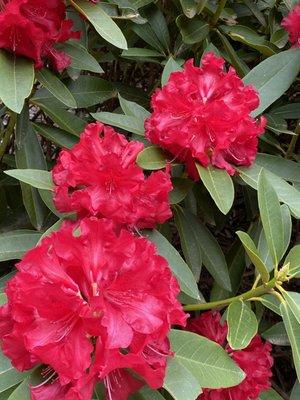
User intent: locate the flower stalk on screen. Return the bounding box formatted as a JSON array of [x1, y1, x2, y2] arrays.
[[210, 0, 228, 26]]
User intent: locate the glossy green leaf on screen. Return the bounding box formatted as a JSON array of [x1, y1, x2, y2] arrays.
[[259, 389, 285, 400], [256, 154, 300, 183], [61, 41, 103, 73], [236, 231, 269, 283], [169, 178, 194, 205], [7, 376, 30, 400], [258, 171, 284, 267], [131, 24, 165, 54], [169, 330, 245, 389], [180, 0, 207, 18], [142, 229, 200, 299], [73, 1, 127, 49], [92, 112, 144, 135], [262, 322, 290, 346], [0, 51, 34, 114], [0, 352, 30, 394], [161, 57, 182, 86], [137, 146, 168, 169], [0, 230, 41, 261], [243, 49, 300, 117], [32, 123, 78, 149], [280, 302, 300, 381], [4, 169, 53, 190], [270, 103, 300, 120], [261, 294, 281, 316], [217, 31, 249, 77], [144, 6, 170, 51], [35, 68, 76, 108], [132, 387, 166, 400], [174, 207, 203, 281], [227, 300, 258, 350], [291, 380, 300, 400], [196, 164, 234, 215], [122, 48, 163, 59], [118, 94, 150, 119], [283, 291, 300, 325], [176, 14, 209, 44], [285, 245, 300, 278]]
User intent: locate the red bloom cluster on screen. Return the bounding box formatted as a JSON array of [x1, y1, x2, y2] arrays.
[[0, 217, 186, 400], [145, 53, 266, 180], [52, 122, 173, 229], [186, 311, 273, 400], [0, 0, 80, 70], [282, 3, 300, 48]]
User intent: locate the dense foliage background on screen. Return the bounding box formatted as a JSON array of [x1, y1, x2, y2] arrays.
[[0, 0, 300, 399]]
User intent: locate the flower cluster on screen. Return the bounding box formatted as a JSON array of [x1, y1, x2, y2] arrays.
[[145, 53, 266, 180], [186, 311, 273, 400], [282, 3, 300, 48], [52, 122, 173, 229], [0, 0, 80, 70], [0, 217, 186, 399]]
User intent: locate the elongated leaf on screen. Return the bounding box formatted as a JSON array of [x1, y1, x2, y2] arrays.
[[227, 301, 258, 350], [262, 322, 290, 346], [0, 51, 34, 114], [236, 231, 269, 283], [285, 245, 300, 278], [92, 112, 144, 135], [35, 69, 76, 108], [196, 164, 234, 215], [237, 164, 300, 219], [118, 95, 150, 119], [291, 380, 300, 400], [261, 294, 281, 316], [270, 103, 300, 120], [60, 41, 103, 73], [0, 230, 41, 261], [7, 376, 30, 400], [174, 207, 202, 281], [142, 229, 200, 300], [122, 48, 163, 58], [176, 14, 209, 44], [256, 154, 300, 184], [137, 146, 168, 170], [169, 330, 245, 388], [4, 169, 53, 190], [243, 49, 300, 116], [283, 291, 300, 325], [132, 387, 166, 400], [15, 107, 47, 230], [0, 353, 30, 393], [32, 123, 78, 149], [161, 57, 182, 86], [169, 178, 194, 205], [163, 358, 202, 400], [73, 1, 127, 49], [259, 389, 285, 400], [280, 302, 300, 381], [258, 171, 284, 267]]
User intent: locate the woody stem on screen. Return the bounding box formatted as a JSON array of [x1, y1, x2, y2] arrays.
[[210, 0, 228, 26], [0, 111, 16, 161], [285, 120, 300, 159], [183, 277, 277, 311]]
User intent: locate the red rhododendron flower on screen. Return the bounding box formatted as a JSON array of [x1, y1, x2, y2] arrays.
[[52, 122, 173, 229], [0, 217, 186, 400], [186, 311, 273, 400], [145, 53, 266, 180], [282, 3, 300, 48], [0, 0, 80, 70]]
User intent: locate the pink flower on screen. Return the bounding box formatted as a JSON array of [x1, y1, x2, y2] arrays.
[[282, 3, 300, 48], [145, 53, 266, 180], [0, 0, 80, 70], [0, 217, 186, 400], [186, 311, 273, 400], [52, 122, 173, 229]]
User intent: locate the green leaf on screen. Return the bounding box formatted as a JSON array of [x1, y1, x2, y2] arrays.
[[118, 94, 150, 119], [243, 49, 300, 117], [0, 352, 30, 394], [178, 210, 231, 291], [60, 41, 103, 73], [256, 154, 300, 183], [163, 357, 202, 400], [7, 376, 30, 400], [0, 230, 41, 261], [35, 68, 76, 108], [236, 231, 270, 283], [227, 300, 258, 350], [196, 164, 234, 215], [280, 302, 300, 381], [122, 48, 164, 59], [261, 294, 281, 316], [270, 103, 300, 120], [169, 330, 245, 389], [0, 387, 17, 400], [285, 245, 300, 278], [92, 112, 144, 135], [237, 164, 300, 219], [258, 170, 284, 268], [39, 219, 63, 242], [67, 76, 116, 108], [262, 322, 290, 346], [15, 106, 47, 230], [132, 386, 166, 400], [32, 123, 78, 149], [73, 1, 127, 49], [176, 14, 209, 44], [221, 25, 277, 56], [180, 0, 205, 18], [283, 291, 300, 325], [142, 229, 200, 300], [291, 380, 300, 400], [0, 51, 34, 114], [259, 389, 285, 400], [161, 57, 182, 86], [144, 6, 170, 52], [4, 169, 53, 191], [217, 31, 249, 77], [137, 146, 168, 170], [174, 207, 202, 281], [169, 177, 194, 205]]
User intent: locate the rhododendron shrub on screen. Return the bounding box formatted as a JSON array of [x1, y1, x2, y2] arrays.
[[0, 1, 299, 399], [145, 53, 266, 180], [186, 312, 274, 400], [0, 217, 186, 399], [52, 122, 173, 229]]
